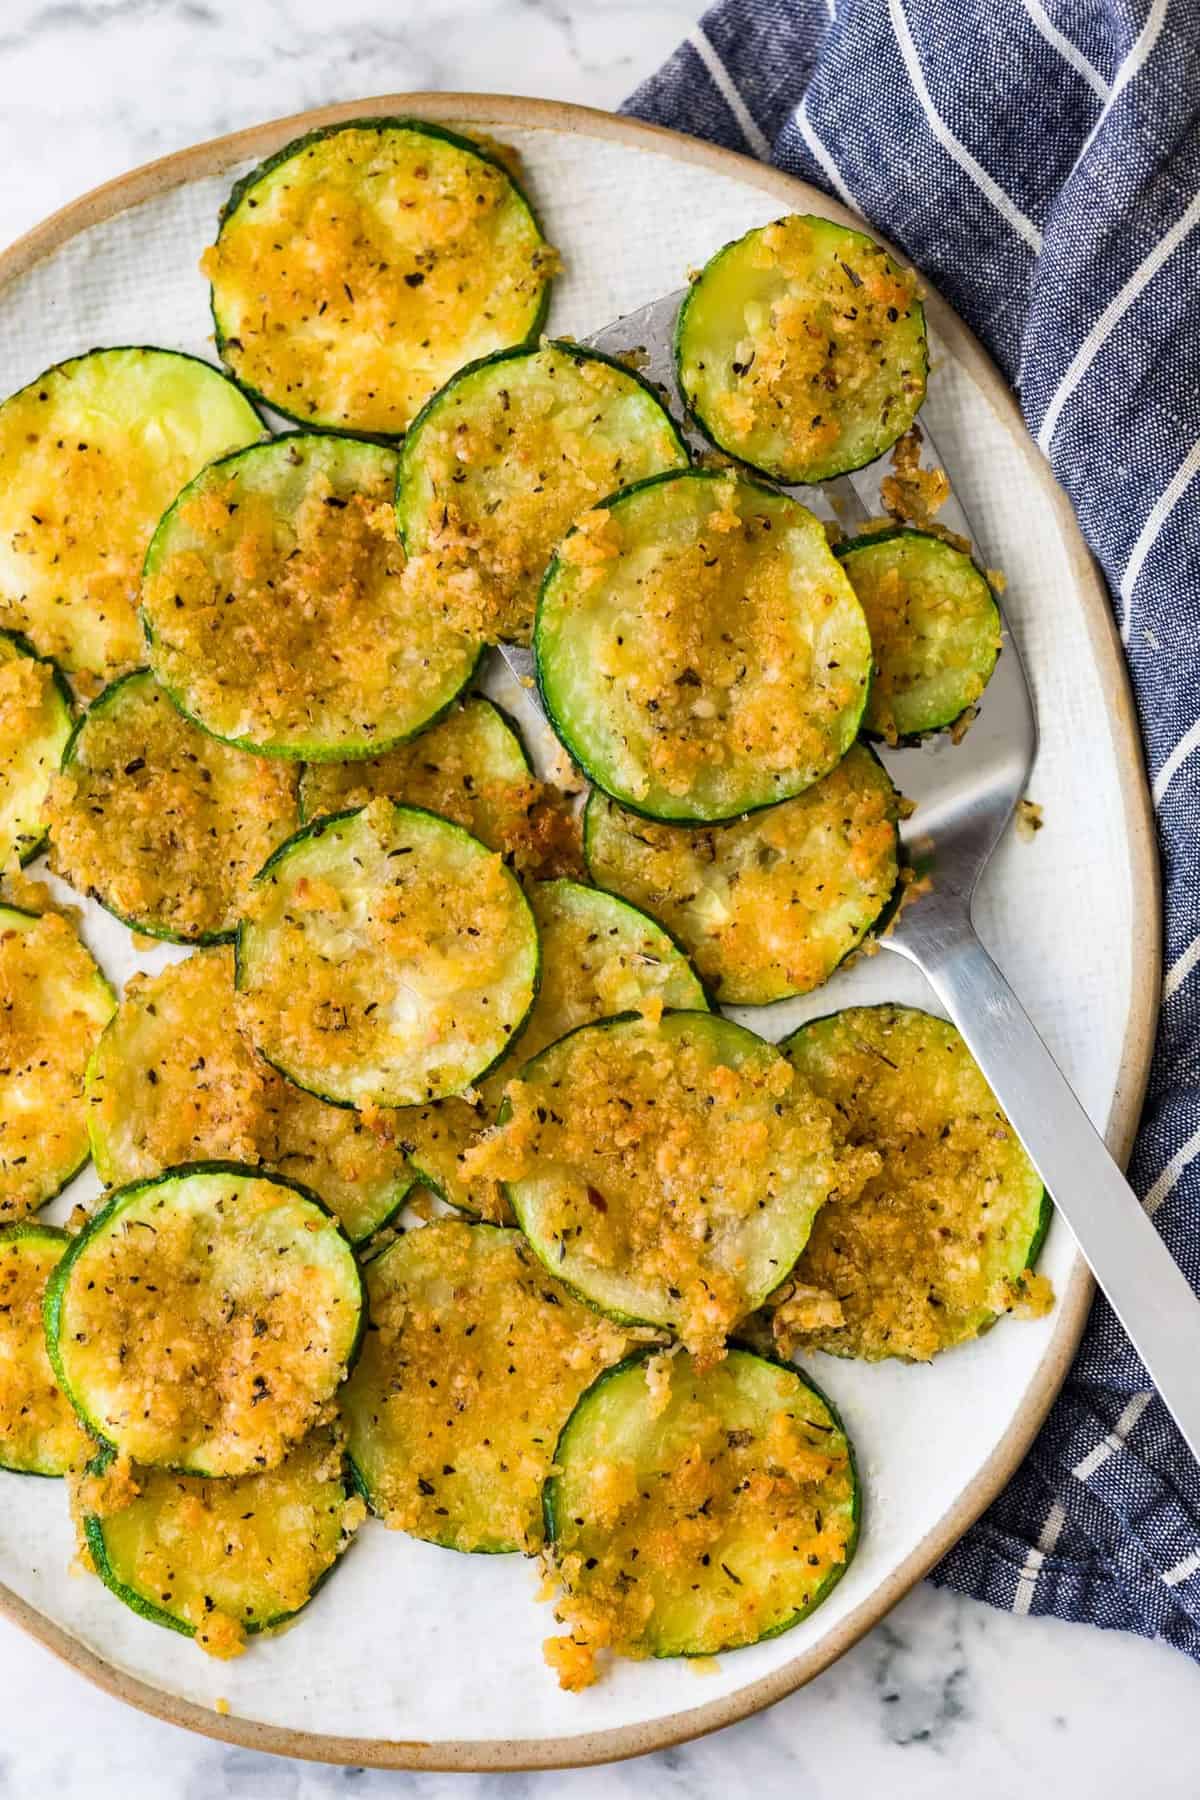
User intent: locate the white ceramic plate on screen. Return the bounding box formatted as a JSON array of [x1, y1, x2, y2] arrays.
[[0, 96, 1157, 1771]]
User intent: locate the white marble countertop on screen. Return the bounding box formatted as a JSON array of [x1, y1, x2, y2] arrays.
[[0, 2, 1196, 1793]]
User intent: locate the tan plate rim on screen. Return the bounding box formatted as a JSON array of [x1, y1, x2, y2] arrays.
[[0, 92, 1160, 1772]]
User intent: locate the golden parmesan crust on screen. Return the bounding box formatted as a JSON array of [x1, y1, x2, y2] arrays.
[[0, 638, 71, 867], [469, 1013, 865, 1360], [398, 343, 687, 644], [206, 124, 555, 435], [778, 1005, 1050, 1361], [48, 673, 297, 943], [0, 1229, 91, 1474], [342, 1219, 628, 1550], [0, 349, 262, 679], [143, 437, 478, 755], [238, 800, 538, 1108], [88, 950, 411, 1245], [546, 1350, 856, 1663], [538, 474, 872, 820], [586, 745, 899, 1004], [72, 1427, 362, 1654], [0, 907, 114, 1218], [55, 1168, 362, 1475]]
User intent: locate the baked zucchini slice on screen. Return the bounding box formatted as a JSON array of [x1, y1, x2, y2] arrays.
[[837, 528, 1002, 742], [45, 1162, 364, 1476], [400, 876, 709, 1216], [477, 1010, 846, 1359], [74, 1426, 362, 1656], [0, 347, 262, 679], [86, 950, 413, 1247], [0, 1224, 91, 1476], [205, 118, 555, 437], [535, 471, 872, 822], [236, 801, 539, 1108], [342, 1218, 627, 1553], [47, 669, 297, 944], [543, 1347, 857, 1670], [777, 1004, 1050, 1361], [395, 341, 689, 644], [0, 905, 114, 1219], [0, 631, 72, 866], [675, 214, 927, 484], [584, 743, 900, 1006], [142, 433, 479, 759]]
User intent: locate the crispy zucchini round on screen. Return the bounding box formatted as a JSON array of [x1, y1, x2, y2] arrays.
[[142, 433, 480, 760], [675, 214, 927, 484], [778, 1004, 1050, 1360], [74, 1426, 362, 1656], [86, 950, 413, 1246], [236, 801, 539, 1108], [342, 1218, 628, 1553], [584, 743, 900, 1005], [0, 347, 262, 679], [0, 1224, 91, 1476], [400, 876, 709, 1216], [0, 631, 72, 867], [534, 471, 872, 822], [396, 341, 689, 644], [478, 1010, 847, 1358], [543, 1348, 858, 1665], [206, 118, 555, 436], [837, 528, 1002, 742], [47, 670, 298, 945], [45, 1162, 364, 1476], [0, 905, 114, 1219]]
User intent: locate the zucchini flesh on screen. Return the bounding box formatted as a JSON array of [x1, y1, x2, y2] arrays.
[[400, 877, 709, 1215], [236, 802, 539, 1108], [0, 632, 72, 866], [535, 471, 872, 822], [48, 670, 297, 945], [142, 433, 479, 759], [544, 1348, 857, 1664], [0, 1225, 90, 1476], [0, 905, 114, 1219], [0, 347, 261, 678], [585, 744, 900, 1006], [86, 950, 413, 1247], [837, 529, 1001, 741], [207, 119, 555, 436], [75, 1427, 361, 1656], [342, 1219, 627, 1553], [675, 214, 927, 484], [479, 1011, 846, 1358], [779, 1004, 1050, 1360], [396, 341, 689, 644], [46, 1163, 364, 1476]]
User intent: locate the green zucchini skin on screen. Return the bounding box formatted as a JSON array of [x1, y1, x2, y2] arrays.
[[0, 629, 74, 867], [209, 117, 553, 441]]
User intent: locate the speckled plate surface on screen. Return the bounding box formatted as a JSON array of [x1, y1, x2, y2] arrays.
[[0, 95, 1158, 1770]]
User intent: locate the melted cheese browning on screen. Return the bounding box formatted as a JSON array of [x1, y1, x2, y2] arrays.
[[206, 123, 555, 435], [0, 636, 71, 867], [342, 1219, 628, 1550], [48, 673, 297, 943], [0, 1228, 91, 1474], [779, 1005, 1050, 1361]]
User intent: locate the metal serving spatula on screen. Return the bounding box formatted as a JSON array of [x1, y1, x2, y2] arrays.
[[498, 288, 1200, 1464]]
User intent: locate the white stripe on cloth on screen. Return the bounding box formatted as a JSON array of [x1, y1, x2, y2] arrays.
[[1012, 1500, 1067, 1615], [794, 95, 861, 212], [1022, 0, 1111, 101], [1143, 1123, 1200, 1218], [1071, 1389, 1154, 1482], [1120, 437, 1200, 641], [1164, 933, 1200, 1003], [686, 26, 772, 160], [1069, 0, 1169, 179], [887, 0, 1043, 252], [1037, 190, 1200, 453], [1163, 1549, 1200, 1588], [1153, 714, 1200, 807]]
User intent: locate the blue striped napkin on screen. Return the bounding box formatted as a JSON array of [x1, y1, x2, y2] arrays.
[[626, 0, 1200, 1657]]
